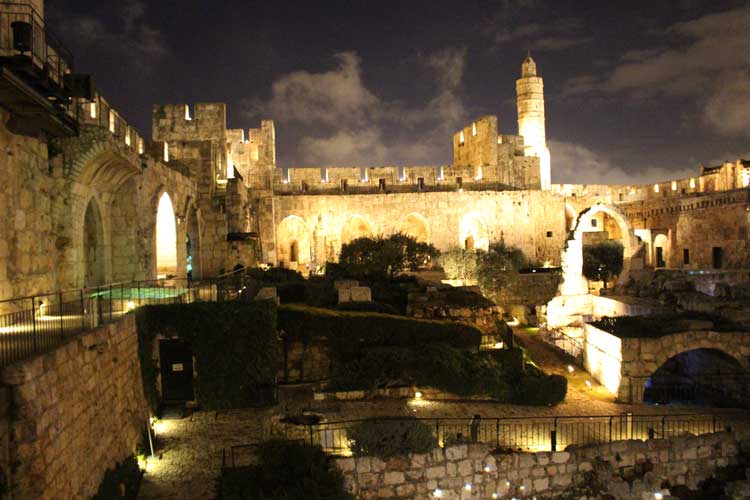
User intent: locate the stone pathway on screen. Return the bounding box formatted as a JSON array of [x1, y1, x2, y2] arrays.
[[137, 408, 273, 500]]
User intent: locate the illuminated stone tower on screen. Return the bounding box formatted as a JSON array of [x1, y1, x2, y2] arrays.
[[516, 55, 551, 190]]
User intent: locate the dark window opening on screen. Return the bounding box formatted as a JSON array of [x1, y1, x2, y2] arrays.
[[290, 241, 299, 263], [301, 181, 309, 193], [591, 219, 598, 228], [683, 249, 690, 265], [378, 178, 386, 191], [417, 177, 425, 190], [712, 247, 723, 269], [546, 231, 553, 238], [340, 179, 348, 192], [456, 176, 463, 189], [464, 236, 474, 251]]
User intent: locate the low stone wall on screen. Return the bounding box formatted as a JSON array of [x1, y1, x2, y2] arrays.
[[335, 432, 742, 500], [1, 314, 149, 499]]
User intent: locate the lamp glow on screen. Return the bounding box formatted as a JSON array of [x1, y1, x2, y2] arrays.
[[414, 391, 423, 399], [433, 488, 443, 498], [464, 483, 472, 491], [567, 365, 574, 373]]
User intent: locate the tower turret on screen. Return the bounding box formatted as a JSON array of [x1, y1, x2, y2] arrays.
[[516, 55, 551, 190]]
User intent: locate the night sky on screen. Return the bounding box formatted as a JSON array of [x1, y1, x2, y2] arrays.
[[48, 0, 750, 184]]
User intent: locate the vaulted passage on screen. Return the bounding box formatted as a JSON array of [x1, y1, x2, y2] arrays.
[[643, 348, 750, 408]]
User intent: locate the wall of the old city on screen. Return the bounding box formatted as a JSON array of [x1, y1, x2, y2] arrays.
[[0, 314, 148, 499], [270, 189, 568, 272]]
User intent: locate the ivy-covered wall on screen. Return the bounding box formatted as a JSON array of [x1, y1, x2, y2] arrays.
[[135, 301, 279, 411]]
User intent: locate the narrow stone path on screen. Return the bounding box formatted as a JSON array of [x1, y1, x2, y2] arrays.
[[138, 408, 273, 500]]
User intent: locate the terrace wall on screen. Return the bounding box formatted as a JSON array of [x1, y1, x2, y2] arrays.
[[0, 314, 148, 499]]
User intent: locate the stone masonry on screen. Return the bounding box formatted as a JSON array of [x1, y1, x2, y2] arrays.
[[0, 314, 149, 499], [335, 432, 743, 500]]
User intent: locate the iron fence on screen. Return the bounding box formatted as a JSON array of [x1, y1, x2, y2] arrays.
[[0, 275, 247, 368], [0, 2, 73, 87], [541, 327, 584, 363], [302, 413, 748, 455]]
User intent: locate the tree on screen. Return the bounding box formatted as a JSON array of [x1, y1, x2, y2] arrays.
[[476, 242, 527, 300], [582, 241, 624, 289], [339, 233, 438, 279], [439, 248, 479, 282]]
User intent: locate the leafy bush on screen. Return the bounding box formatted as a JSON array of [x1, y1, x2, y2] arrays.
[[583, 241, 624, 289], [246, 266, 305, 283], [276, 282, 307, 303], [336, 301, 400, 315], [440, 243, 527, 301], [515, 371, 568, 406], [439, 248, 479, 282], [220, 440, 354, 500], [339, 233, 438, 279], [277, 304, 482, 349], [347, 418, 437, 458], [92, 456, 141, 500], [305, 279, 338, 308], [136, 301, 279, 412]]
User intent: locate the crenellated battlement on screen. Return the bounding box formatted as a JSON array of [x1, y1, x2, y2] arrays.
[[152, 103, 227, 143]]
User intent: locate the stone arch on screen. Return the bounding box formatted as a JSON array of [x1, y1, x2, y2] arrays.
[[397, 213, 431, 243], [67, 129, 142, 194], [459, 212, 489, 251], [83, 197, 106, 287], [558, 203, 639, 295], [277, 215, 312, 271], [185, 201, 203, 280], [155, 192, 178, 278], [653, 233, 669, 268], [341, 215, 373, 245]]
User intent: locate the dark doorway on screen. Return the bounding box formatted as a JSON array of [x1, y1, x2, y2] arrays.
[[712, 247, 723, 269], [655, 247, 665, 268], [159, 340, 195, 402]]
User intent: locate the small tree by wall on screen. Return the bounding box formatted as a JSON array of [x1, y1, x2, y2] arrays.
[[582, 241, 624, 289], [440, 242, 527, 300], [339, 233, 438, 279]]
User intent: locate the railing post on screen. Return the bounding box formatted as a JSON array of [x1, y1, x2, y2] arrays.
[[712, 415, 717, 433], [58, 291, 64, 340], [308, 424, 314, 447], [609, 416, 613, 443], [120, 283, 124, 317], [31, 297, 37, 352], [551, 418, 557, 452], [661, 416, 666, 439], [138, 283, 141, 307], [435, 419, 440, 444], [108, 284, 113, 322]]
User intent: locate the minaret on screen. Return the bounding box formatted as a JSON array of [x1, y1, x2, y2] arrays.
[[516, 54, 551, 190]]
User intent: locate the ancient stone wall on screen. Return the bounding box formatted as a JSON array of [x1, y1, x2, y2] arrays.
[[270, 190, 567, 272], [335, 432, 741, 500], [0, 314, 148, 499]]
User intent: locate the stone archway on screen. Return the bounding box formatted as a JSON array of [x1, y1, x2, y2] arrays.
[[185, 203, 202, 280], [619, 331, 750, 403], [459, 212, 489, 251], [83, 197, 106, 287], [277, 215, 313, 271], [397, 213, 430, 243], [653, 233, 669, 268], [565, 203, 577, 232], [341, 215, 373, 245], [558, 203, 640, 296], [155, 192, 178, 279]]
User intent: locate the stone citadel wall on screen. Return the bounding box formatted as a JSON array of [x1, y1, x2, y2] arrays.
[[0, 315, 148, 499], [268, 189, 568, 272]]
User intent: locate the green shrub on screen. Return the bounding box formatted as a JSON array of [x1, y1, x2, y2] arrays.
[[515, 373, 568, 406], [278, 304, 482, 349], [220, 440, 354, 500], [276, 282, 307, 303], [92, 456, 141, 500], [304, 279, 338, 308], [246, 266, 305, 283], [582, 241, 624, 289], [136, 301, 279, 412], [347, 418, 437, 458], [336, 301, 400, 315], [339, 233, 438, 279]]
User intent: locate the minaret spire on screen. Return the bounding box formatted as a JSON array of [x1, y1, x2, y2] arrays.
[[516, 54, 551, 190]]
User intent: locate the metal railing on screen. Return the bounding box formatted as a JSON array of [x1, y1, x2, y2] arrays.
[[301, 413, 748, 455], [541, 327, 584, 363], [0, 2, 73, 87], [0, 275, 246, 368]]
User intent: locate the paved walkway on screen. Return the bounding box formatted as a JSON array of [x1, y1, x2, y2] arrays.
[[138, 408, 273, 500]]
